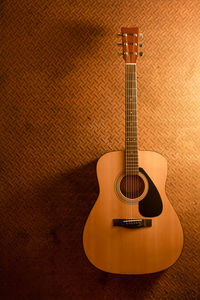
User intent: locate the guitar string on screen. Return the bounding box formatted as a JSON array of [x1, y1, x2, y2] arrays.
[[127, 64, 130, 203], [127, 63, 130, 204], [130, 65, 133, 215], [129, 64, 131, 202], [131, 65, 133, 203], [130, 65, 133, 208], [136, 64, 138, 201], [127, 65, 131, 202], [135, 64, 137, 202], [132, 65, 135, 204], [132, 65, 135, 206], [126, 64, 128, 200], [128, 65, 131, 204], [128, 64, 131, 204], [126, 63, 127, 201], [125, 65, 128, 197]]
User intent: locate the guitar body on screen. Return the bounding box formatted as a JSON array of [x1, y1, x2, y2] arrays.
[[83, 150, 184, 274]]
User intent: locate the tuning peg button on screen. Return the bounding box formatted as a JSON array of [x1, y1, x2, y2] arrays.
[[139, 33, 143, 39], [139, 43, 143, 47], [139, 51, 143, 56]]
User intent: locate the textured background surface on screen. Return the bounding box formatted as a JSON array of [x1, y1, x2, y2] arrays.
[[1, 0, 200, 299]]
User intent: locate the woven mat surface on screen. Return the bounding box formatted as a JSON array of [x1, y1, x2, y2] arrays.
[[1, 0, 200, 299]]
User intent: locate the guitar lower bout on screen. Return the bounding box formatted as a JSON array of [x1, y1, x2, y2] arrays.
[[83, 150, 184, 274]]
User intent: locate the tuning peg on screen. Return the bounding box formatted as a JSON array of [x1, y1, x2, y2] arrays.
[[139, 43, 143, 47], [139, 33, 143, 39], [118, 52, 128, 56], [117, 33, 127, 37], [139, 51, 143, 56], [117, 42, 128, 46]]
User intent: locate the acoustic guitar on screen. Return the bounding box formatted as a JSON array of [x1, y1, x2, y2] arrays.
[[83, 27, 183, 274]]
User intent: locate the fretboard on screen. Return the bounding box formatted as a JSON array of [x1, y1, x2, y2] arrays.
[[125, 63, 139, 175]]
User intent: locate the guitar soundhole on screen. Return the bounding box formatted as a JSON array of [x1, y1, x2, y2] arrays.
[[120, 175, 145, 199]]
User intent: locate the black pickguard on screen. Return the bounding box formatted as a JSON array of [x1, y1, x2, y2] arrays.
[[139, 168, 163, 217]]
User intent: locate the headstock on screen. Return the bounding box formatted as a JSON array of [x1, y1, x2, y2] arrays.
[[117, 27, 143, 63]]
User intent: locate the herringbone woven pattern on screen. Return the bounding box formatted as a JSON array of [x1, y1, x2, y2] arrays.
[[1, 0, 200, 299]]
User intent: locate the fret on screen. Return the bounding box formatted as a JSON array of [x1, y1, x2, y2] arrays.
[[126, 152, 138, 154], [126, 153, 138, 155], [126, 159, 138, 161], [126, 146, 138, 148], [126, 148, 137, 155], [125, 167, 139, 169], [125, 166, 138, 168]]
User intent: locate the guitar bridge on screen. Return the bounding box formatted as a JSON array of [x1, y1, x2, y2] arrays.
[[113, 219, 152, 228]]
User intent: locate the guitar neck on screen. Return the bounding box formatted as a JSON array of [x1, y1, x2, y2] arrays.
[[125, 63, 139, 175]]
